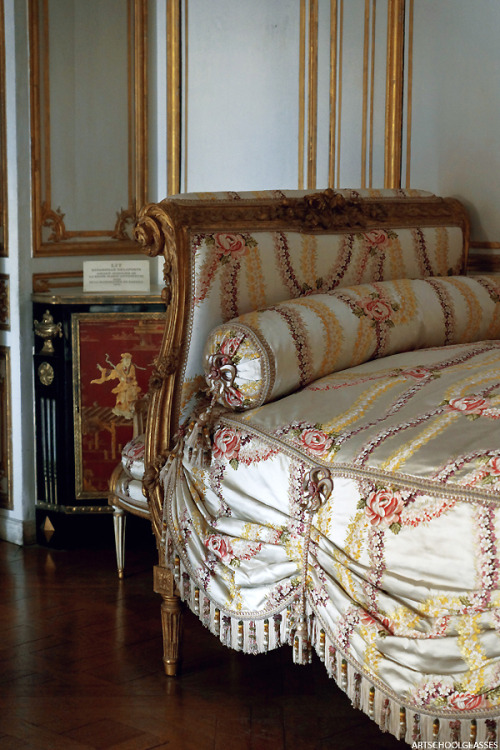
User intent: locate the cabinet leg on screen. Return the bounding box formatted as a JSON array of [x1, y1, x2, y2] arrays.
[[154, 565, 182, 676], [112, 506, 126, 579]]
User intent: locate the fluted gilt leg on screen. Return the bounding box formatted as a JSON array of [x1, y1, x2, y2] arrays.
[[154, 565, 182, 676], [112, 506, 126, 579]]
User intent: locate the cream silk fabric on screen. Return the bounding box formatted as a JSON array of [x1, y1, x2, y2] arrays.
[[177, 193, 465, 427], [165, 339, 500, 721], [203, 276, 500, 409]]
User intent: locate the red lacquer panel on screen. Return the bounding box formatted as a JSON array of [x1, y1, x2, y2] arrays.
[[72, 312, 164, 498]]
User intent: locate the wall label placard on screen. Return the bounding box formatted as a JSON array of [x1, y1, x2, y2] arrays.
[[83, 260, 150, 292]]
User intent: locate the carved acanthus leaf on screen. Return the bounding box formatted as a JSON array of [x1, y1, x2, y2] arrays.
[[41, 203, 69, 242], [113, 206, 136, 240]]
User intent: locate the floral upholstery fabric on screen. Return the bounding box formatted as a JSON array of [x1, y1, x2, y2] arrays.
[[164, 339, 500, 742], [178, 193, 465, 427], [203, 276, 500, 409], [121, 433, 146, 481]]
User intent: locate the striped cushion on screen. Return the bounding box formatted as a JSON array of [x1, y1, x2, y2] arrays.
[[203, 275, 500, 410]]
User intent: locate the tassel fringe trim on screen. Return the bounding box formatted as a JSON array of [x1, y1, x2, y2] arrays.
[[165, 546, 500, 747]]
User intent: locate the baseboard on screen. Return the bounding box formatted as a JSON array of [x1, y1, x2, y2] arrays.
[[0, 515, 37, 545]]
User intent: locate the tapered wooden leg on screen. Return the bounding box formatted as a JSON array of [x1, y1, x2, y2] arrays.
[[112, 506, 126, 579], [154, 565, 182, 676]]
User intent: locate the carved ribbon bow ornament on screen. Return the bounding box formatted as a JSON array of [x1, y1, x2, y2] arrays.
[[300, 467, 334, 513], [206, 352, 237, 402]]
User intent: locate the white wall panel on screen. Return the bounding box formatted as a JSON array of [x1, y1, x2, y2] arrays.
[[184, 0, 301, 192], [410, 0, 500, 246]]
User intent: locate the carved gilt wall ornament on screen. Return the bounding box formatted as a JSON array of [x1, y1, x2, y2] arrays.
[[38, 361, 55, 386], [41, 203, 69, 243]]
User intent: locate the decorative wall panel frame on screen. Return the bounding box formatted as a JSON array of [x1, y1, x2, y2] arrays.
[[167, 0, 181, 197], [32, 271, 83, 293], [0, 345, 12, 509], [29, 0, 149, 256], [300, 0, 408, 190]]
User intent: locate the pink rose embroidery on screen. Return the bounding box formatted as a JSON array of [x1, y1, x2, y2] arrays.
[[401, 367, 432, 380], [220, 337, 241, 358], [365, 488, 403, 526], [361, 297, 393, 322], [489, 456, 500, 475], [215, 233, 248, 259], [213, 427, 241, 460], [449, 692, 484, 711], [205, 534, 234, 563], [363, 229, 390, 248], [300, 428, 333, 455], [359, 610, 391, 631], [223, 386, 244, 409], [448, 396, 489, 416]]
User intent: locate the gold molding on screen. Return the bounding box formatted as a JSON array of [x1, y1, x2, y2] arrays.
[[361, 0, 370, 188], [0, 273, 9, 330], [32, 271, 83, 294], [470, 241, 500, 250], [404, 0, 414, 188], [307, 0, 318, 189], [328, 0, 338, 188], [0, 0, 6, 257], [336, 0, 344, 188], [29, 0, 149, 256], [167, 0, 181, 196], [298, 0, 306, 189], [384, 0, 405, 188], [0, 345, 12, 510]]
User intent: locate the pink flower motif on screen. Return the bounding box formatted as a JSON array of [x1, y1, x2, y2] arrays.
[[300, 428, 333, 455], [488, 456, 500, 475], [363, 229, 390, 248], [360, 297, 393, 322], [214, 233, 248, 258], [359, 610, 391, 631], [365, 488, 403, 526], [449, 692, 484, 711], [401, 367, 432, 380], [220, 337, 241, 358], [213, 427, 241, 460], [448, 396, 490, 416], [223, 386, 244, 409], [205, 534, 234, 563]]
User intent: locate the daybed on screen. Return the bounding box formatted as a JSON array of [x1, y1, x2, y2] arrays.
[[128, 187, 500, 746]]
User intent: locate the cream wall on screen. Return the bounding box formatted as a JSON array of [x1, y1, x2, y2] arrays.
[[183, 0, 301, 192], [409, 0, 500, 253]]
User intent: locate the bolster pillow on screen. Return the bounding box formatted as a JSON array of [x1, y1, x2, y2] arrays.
[[203, 275, 500, 410]]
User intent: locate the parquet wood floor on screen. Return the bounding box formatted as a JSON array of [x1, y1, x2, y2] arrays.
[[0, 517, 405, 749]]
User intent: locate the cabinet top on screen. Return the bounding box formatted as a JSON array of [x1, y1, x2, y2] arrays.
[[32, 287, 164, 305]]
